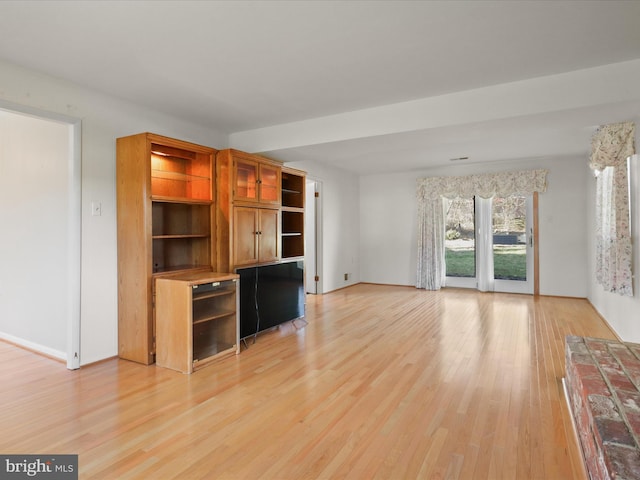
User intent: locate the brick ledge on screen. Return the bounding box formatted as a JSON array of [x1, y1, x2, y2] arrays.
[[565, 335, 640, 480]]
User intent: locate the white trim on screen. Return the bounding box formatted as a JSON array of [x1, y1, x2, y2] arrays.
[[305, 178, 318, 294], [494, 196, 534, 294], [314, 180, 324, 294], [66, 120, 82, 369], [0, 331, 66, 361], [444, 276, 476, 289]]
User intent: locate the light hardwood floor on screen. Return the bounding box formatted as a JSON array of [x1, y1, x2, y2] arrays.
[[0, 284, 616, 479]]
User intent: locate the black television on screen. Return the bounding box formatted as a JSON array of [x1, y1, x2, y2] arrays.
[[237, 260, 305, 340]]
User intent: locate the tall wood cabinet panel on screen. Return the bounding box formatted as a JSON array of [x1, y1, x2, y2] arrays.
[[216, 149, 282, 272], [117, 132, 217, 364]]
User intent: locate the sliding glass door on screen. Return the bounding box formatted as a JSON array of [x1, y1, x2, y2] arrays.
[[444, 195, 534, 294]]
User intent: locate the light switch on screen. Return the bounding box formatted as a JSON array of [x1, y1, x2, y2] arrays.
[[91, 201, 102, 216]]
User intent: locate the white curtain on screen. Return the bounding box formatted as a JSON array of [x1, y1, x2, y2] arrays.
[[590, 121, 635, 296], [416, 169, 547, 291], [416, 195, 445, 290], [475, 197, 495, 292]]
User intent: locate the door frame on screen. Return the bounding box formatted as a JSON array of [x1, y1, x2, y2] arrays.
[[493, 194, 535, 295], [305, 177, 323, 294]]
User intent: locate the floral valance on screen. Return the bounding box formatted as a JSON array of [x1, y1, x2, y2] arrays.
[[417, 169, 548, 201], [590, 121, 635, 171]]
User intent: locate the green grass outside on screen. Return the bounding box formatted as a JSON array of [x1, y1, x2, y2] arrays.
[[445, 246, 526, 281]]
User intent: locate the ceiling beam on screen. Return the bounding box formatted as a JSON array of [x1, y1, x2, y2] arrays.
[[230, 59, 640, 153]]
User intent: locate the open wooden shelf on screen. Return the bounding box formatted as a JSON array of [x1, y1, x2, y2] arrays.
[[117, 133, 217, 365]]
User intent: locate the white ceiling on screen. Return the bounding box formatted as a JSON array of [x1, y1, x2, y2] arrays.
[[1, 0, 639, 174]]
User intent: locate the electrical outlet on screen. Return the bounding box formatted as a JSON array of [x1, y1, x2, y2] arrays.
[[344, 273, 349, 281]]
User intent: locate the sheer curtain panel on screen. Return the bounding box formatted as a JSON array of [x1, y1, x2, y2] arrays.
[[416, 194, 445, 290], [475, 196, 495, 292], [590, 121, 635, 296]]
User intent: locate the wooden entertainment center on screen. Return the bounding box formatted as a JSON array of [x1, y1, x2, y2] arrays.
[[116, 133, 305, 372]]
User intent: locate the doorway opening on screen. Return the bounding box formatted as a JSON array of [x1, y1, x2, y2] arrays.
[[0, 102, 81, 369]]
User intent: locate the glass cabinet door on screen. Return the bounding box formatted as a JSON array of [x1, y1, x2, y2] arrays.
[[259, 164, 280, 204], [234, 159, 258, 201]]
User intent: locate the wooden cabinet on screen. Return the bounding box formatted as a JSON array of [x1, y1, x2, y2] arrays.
[[216, 150, 307, 271], [216, 149, 282, 271], [233, 207, 280, 267], [281, 167, 306, 259], [155, 272, 239, 374], [231, 151, 281, 206], [117, 136, 307, 364], [117, 133, 217, 364]]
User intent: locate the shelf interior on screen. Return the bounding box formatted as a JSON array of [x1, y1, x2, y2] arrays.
[[281, 172, 304, 208], [152, 236, 211, 273], [193, 310, 236, 325], [152, 264, 212, 276], [193, 313, 237, 362], [193, 290, 235, 301], [151, 142, 212, 201], [152, 202, 210, 237]]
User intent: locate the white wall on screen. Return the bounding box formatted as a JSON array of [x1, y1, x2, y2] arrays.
[[360, 171, 418, 286], [0, 59, 227, 365], [359, 155, 589, 297], [588, 121, 640, 343], [283, 160, 360, 293]]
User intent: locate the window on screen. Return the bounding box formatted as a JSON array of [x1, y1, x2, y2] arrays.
[[444, 197, 475, 278]]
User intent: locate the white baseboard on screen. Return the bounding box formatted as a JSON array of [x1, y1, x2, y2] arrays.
[[0, 331, 66, 361]]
